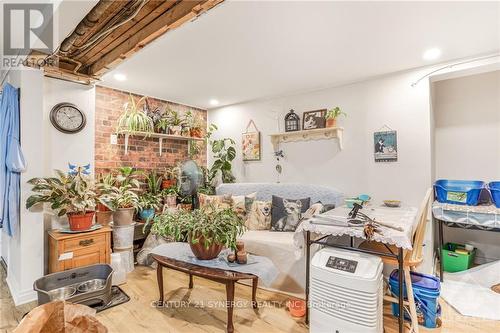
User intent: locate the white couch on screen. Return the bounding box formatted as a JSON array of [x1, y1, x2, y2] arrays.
[[216, 183, 343, 296]]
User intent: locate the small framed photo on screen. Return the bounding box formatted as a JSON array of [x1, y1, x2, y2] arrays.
[[374, 130, 398, 162], [242, 131, 261, 161], [302, 109, 326, 130]]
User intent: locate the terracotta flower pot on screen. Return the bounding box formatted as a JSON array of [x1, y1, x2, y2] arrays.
[[67, 211, 95, 231], [326, 118, 337, 128], [164, 194, 177, 208], [190, 128, 203, 138], [97, 202, 110, 212], [179, 203, 192, 211], [113, 207, 135, 226], [161, 179, 175, 189], [169, 126, 182, 136], [189, 234, 223, 260], [96, 210, 113, 226]]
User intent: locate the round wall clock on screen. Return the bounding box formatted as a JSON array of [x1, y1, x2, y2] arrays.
[[49, 103, 86, 134]]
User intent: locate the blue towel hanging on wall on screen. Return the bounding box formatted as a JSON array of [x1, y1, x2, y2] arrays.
[[0, 83, 26, 236]]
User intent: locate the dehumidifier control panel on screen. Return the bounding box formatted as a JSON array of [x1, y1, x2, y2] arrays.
[[325, 256, 358, 273]]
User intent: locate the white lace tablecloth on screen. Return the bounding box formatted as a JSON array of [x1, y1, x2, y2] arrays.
[[151, 242, 279, 287], [294, 205, 419, 252]]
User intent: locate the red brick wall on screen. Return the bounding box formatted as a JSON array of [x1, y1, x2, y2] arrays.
[[94, 86, 207, 175]]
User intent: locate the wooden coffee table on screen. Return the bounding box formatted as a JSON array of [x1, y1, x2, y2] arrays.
[[152, 254, 259, 333]]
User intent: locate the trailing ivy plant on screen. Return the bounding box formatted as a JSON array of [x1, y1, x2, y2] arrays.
[[151, 206, 245, 250]]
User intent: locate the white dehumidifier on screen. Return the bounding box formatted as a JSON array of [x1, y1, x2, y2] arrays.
[[310, 247, 384, 333]]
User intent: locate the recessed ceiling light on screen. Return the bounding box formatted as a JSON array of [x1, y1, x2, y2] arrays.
[[113, 73, 127, 81], [423, 48, 441, 61], [209, 99, 219, 106]]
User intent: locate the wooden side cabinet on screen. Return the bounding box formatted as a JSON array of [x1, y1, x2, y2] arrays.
[[48, 226, 112, 273]]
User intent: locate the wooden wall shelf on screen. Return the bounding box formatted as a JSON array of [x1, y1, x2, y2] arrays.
[[270, 127, 344, 150], [117, 130, 204, 156]]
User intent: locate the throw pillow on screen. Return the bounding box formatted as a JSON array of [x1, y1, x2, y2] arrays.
[[246, 200, 272, 230], [198, 193, 233, 210], [271, 195, 311, 232], [231, 192, 257, 219]]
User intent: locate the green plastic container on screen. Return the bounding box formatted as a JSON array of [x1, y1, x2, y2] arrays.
[[441, 243, 475, 273]]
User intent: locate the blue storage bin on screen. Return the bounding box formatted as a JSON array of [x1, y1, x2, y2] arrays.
[[489, 182, 500, 208], [434, 180, 485, 206], [389, 270, 441, 328]]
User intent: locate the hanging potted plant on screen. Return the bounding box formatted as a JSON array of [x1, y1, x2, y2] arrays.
[[26, 166, 97, 231], [162, 186, 178, 208], [151, 206, 245, 260], [325, 106, 346, 128], [116, 94, 154, 135]]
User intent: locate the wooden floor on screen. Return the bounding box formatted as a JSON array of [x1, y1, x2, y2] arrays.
[[1, 265, 499, 333]]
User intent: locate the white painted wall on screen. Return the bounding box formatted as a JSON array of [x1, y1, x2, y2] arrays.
[[1, 72, 95, 305], [433, 70, 500, 263], [208, 68, 433, 207]]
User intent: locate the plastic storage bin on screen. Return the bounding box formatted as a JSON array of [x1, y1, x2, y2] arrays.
[[389, 270, 441, 329], [488, 182, 500, 208], [434, 180, 484, 206], [441, 242, 476, 272]]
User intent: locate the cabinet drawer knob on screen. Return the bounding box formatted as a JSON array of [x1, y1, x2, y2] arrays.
[[79, 239, 94, 246]]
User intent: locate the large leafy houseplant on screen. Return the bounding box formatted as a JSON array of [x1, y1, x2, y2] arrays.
[[117, 94, 154, 135], [151, 206, 245, 259], [26, 166, 97, 231], [209, 138, 236, 183]]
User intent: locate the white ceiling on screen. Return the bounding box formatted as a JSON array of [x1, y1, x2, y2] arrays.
[[100, 1, 500, 109]]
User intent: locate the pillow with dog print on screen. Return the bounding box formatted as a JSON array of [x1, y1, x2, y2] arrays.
[[231, 193, 257, 219], [198, 193, 233, 210], [246, 200, 272, 230], [271, 195, 311, 232]]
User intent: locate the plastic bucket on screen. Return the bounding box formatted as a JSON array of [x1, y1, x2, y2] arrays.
[[434, 180, 484, 206], [114, 248, 134, 273], [110, 253, 127, 285], [488, 182, 500, 208], [112, 223, 135, 250], [389, 270, 441, 328]]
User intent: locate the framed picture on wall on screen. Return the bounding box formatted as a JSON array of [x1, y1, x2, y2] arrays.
[[374, 130, 398, 162], [242, 120, 261, 161], [302, 109, 326, 130]]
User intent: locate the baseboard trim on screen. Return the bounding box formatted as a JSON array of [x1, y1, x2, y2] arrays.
[[6, 275, 37, 306]]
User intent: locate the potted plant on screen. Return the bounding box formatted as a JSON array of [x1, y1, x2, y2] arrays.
[[155, 115, 169, 134], [138, 192, 162, 222], [151, 206, 245, 260], [26, 166, 97, 231], [209, 137, 236, 184], [161, 166, 178, 189], [188, 112, 204, 138], [325, 106, 346, 128], [95, 173, 116, 225], [166, 107, 183, 136], [117, 94, 154, 135], [178, 195, 193, 210], [99, 184, 140, 226], [162, 186, 178, 208], [144, 170, 162, 195]]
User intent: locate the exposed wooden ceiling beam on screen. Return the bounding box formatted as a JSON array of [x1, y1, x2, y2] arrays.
[[30, 0, 224, 84]]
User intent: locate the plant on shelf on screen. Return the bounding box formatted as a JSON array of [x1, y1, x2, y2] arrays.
[[325, 106, 346, 128], [151, 206, 245, 260], [165, 107, 183, 136], [187, 112, 204, 138], [26, 165, 97, 231], [209, 137, 236, 184], [155, 115, 170, 134], [137, 192, 162, 222], [117, 94, 154, 135], [162, 186, 178, 208]]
